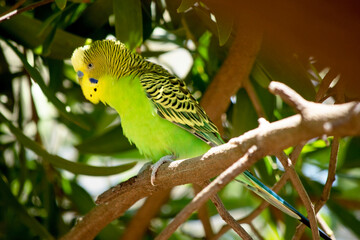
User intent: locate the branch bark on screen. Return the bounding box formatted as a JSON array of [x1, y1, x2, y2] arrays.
[[201, 18, 262, 130], [61, 82, 360, 240]]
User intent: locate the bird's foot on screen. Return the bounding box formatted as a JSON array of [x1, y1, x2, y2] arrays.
[[151, 155, 174, 186], [138, 162, 152, 174]]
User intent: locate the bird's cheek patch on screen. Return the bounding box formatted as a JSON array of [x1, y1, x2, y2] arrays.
[[89, 78, 98, 84]]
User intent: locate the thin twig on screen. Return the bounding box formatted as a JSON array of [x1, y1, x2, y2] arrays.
[[211, 171, 290, 240], [155, 148, 260, 240], [249, 222, 265, 240], [316, 137, 339, 212], [120, 189, 171, 240], [294, 137, 339, 239], [277, 151, 320, 240], [0, 0, 26, 19], [210, 193, 250, 239], [193, 183, 214, 238], [315, 70, 337, 102], [0, 0, 55, 23], [196, 181, 251, 239], [243, 78, 266, 118], [317, 215, 335, 239], [269, 82, 308, 113], [259, 118, 320, 240]]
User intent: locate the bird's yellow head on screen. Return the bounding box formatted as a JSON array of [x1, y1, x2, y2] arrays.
[[71, 40, 128, 104], [72, 43, 102, 104]]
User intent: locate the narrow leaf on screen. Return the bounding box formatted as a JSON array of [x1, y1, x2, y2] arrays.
[[0, 175, 55, 240], [76, 124, 135, 155], [204, 1, 234, 46], [0, 112, 136, 176], [0, 6, 86, 59], [55, 0, 67, 10], [215, 14, 233, 46], [177, 0, 196, 13], [4, 39, 91, 130], [113, 0, 143, 50], [328, 200, 360, 237]]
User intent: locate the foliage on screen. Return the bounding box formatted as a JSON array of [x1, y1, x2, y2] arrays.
[[0, 0, 359, 239]]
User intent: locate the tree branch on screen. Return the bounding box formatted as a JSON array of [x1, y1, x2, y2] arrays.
[[211, 144, 306, 240], [294, 137, 339, 239], [0, 0, 55, 23], [156, 147, 259, 240], [193, 184, 214, 238], [195, 181, 252, 240], [201, 19, 263, 131], [61, 82, 360, 240]]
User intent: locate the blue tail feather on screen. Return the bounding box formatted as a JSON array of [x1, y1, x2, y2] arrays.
[[236, 170, 331, 240]]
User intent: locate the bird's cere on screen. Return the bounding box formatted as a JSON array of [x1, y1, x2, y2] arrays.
[[77, 70, 84, 78]]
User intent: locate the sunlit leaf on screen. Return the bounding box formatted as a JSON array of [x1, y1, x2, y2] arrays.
[[0, 6, 86, 59], [0, 112, 136, 176], [76, 124, 135, 154], [230, 88, 258, 137], [204, 1, 234, 46], [4, 39, 91, 130], [0, 175, 55, 240], [55, 0, 67, 10], [328, 201, 360, 238], [177, 0, 196, 13], [343, 137, 360, 168], [113, 0, 143, 50]]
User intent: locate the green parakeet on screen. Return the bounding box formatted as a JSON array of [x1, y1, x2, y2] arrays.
[[71, 40, 330, 240]]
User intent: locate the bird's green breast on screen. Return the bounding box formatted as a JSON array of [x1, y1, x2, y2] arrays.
[[102, 75, 211, 162]]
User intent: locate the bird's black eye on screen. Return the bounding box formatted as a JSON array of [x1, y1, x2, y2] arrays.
[[88, 63, 93, 69]]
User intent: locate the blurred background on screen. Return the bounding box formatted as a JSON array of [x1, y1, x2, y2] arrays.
[[0, 0, 359, 239]]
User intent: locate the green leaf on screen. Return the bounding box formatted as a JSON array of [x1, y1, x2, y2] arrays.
[[328, 200, 360, 238], [177, 0, 196, 13], [0, 6, 86, 59], [66, 0, 113, 36], [55, 0, 67, 10], [4, 39, 91, 130], [204, 1, 233, 46], [76, 124, 135, 155], [113, 0, 143, 50], [0, 112, 136, 176], [251, 60, 272, 88], [257, 47, 316, 101], [215, 14, 233, 46], [230, 88, 258, 137], [343, 137, 360, 169], [0, 175, 55, 240]]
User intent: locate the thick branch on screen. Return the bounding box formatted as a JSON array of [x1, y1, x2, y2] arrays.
[[156, 148, 259, 240], [61, 82, 360, 240], [201, 19, 262, 130]]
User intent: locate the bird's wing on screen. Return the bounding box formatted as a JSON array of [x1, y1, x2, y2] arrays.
[[139, 72, 223, 146]]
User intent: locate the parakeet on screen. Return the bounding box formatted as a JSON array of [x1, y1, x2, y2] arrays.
[[71, 40, 330, 240]]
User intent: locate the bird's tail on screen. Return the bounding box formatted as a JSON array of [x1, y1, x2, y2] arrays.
[[236, 170, 331, 240]]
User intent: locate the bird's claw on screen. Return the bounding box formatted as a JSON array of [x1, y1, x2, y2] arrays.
[[150, 155, 174, 186]]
